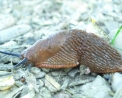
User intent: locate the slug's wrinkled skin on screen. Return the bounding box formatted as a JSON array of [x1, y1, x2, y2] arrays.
[[21, 29, 122, 73]]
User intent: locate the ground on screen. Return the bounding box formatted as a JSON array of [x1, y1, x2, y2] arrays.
[[0, 0, 122, 98]]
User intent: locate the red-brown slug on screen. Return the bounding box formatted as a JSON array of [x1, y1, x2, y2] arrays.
[[1, 29, 122, 73]]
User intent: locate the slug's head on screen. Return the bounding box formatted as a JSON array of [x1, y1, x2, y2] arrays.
[[20, 47, 36, 64], [20, 30, 70, 68]]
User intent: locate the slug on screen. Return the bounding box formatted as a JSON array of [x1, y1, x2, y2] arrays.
[[0, 29, 122, 73]]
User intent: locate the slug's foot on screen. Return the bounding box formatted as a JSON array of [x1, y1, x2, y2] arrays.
[[36, 62, 79, 68]]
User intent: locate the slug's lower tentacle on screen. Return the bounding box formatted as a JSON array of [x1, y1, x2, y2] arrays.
[[13, 58, 28, 69]]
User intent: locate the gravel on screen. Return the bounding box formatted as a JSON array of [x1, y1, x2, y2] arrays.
[[0, 0, 122, 98]]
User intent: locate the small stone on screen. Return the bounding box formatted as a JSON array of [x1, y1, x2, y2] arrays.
[[24, 71, 39, 92], [113, 0, 121, 4], [35, 93, 43, 98], [0, 40, 17, 49], [90, 73, 97, 77], [71, 12, 81, 21], [74, 22, 87, 31], [79, 65, 90, 75], [109, 29, 122, 54], [33, 29, 46, 39], [54, 92, 71, 98], [31, 67, 41, 75], [39, 87, 52, 98], [105, 21, 119, 33], [17, 18, 30, 25], [0, 25, 31, 43], [45, 75, 61, 92], [15, 81, 24, 87], [102, 4, 114, 14], [68, 68, 79, 78], [0, 64, 13, 71], [13, 70, 26, 80], [0, 71, 15, 90], [36, 71, 45, 78], [0, 86, 24, 98], [24, 37, 35, 45], [80, 13, 89, 21], [103, 73, 112, 84], [39, 79, 44, 87], [23, 32, 35, 45], [103, 74, 111, 80], [63, 68, 72, 73], [81, 75, 112, 98], [72, 94, 85, 98], [113, 85, 122, 98], [112, 72, 122, 92], [20, 84, 35, 98], [61, 77, 69, 90], [51, 71, 60, 76], [0, 15, 15, 30], [31, 67, 45, 78], [69, 76, 93, 87], [41, 68, 50, 73]]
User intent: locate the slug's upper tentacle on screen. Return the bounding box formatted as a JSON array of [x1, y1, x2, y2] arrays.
[[0, 51, 21, 57], [13, 58, 28, 69]]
